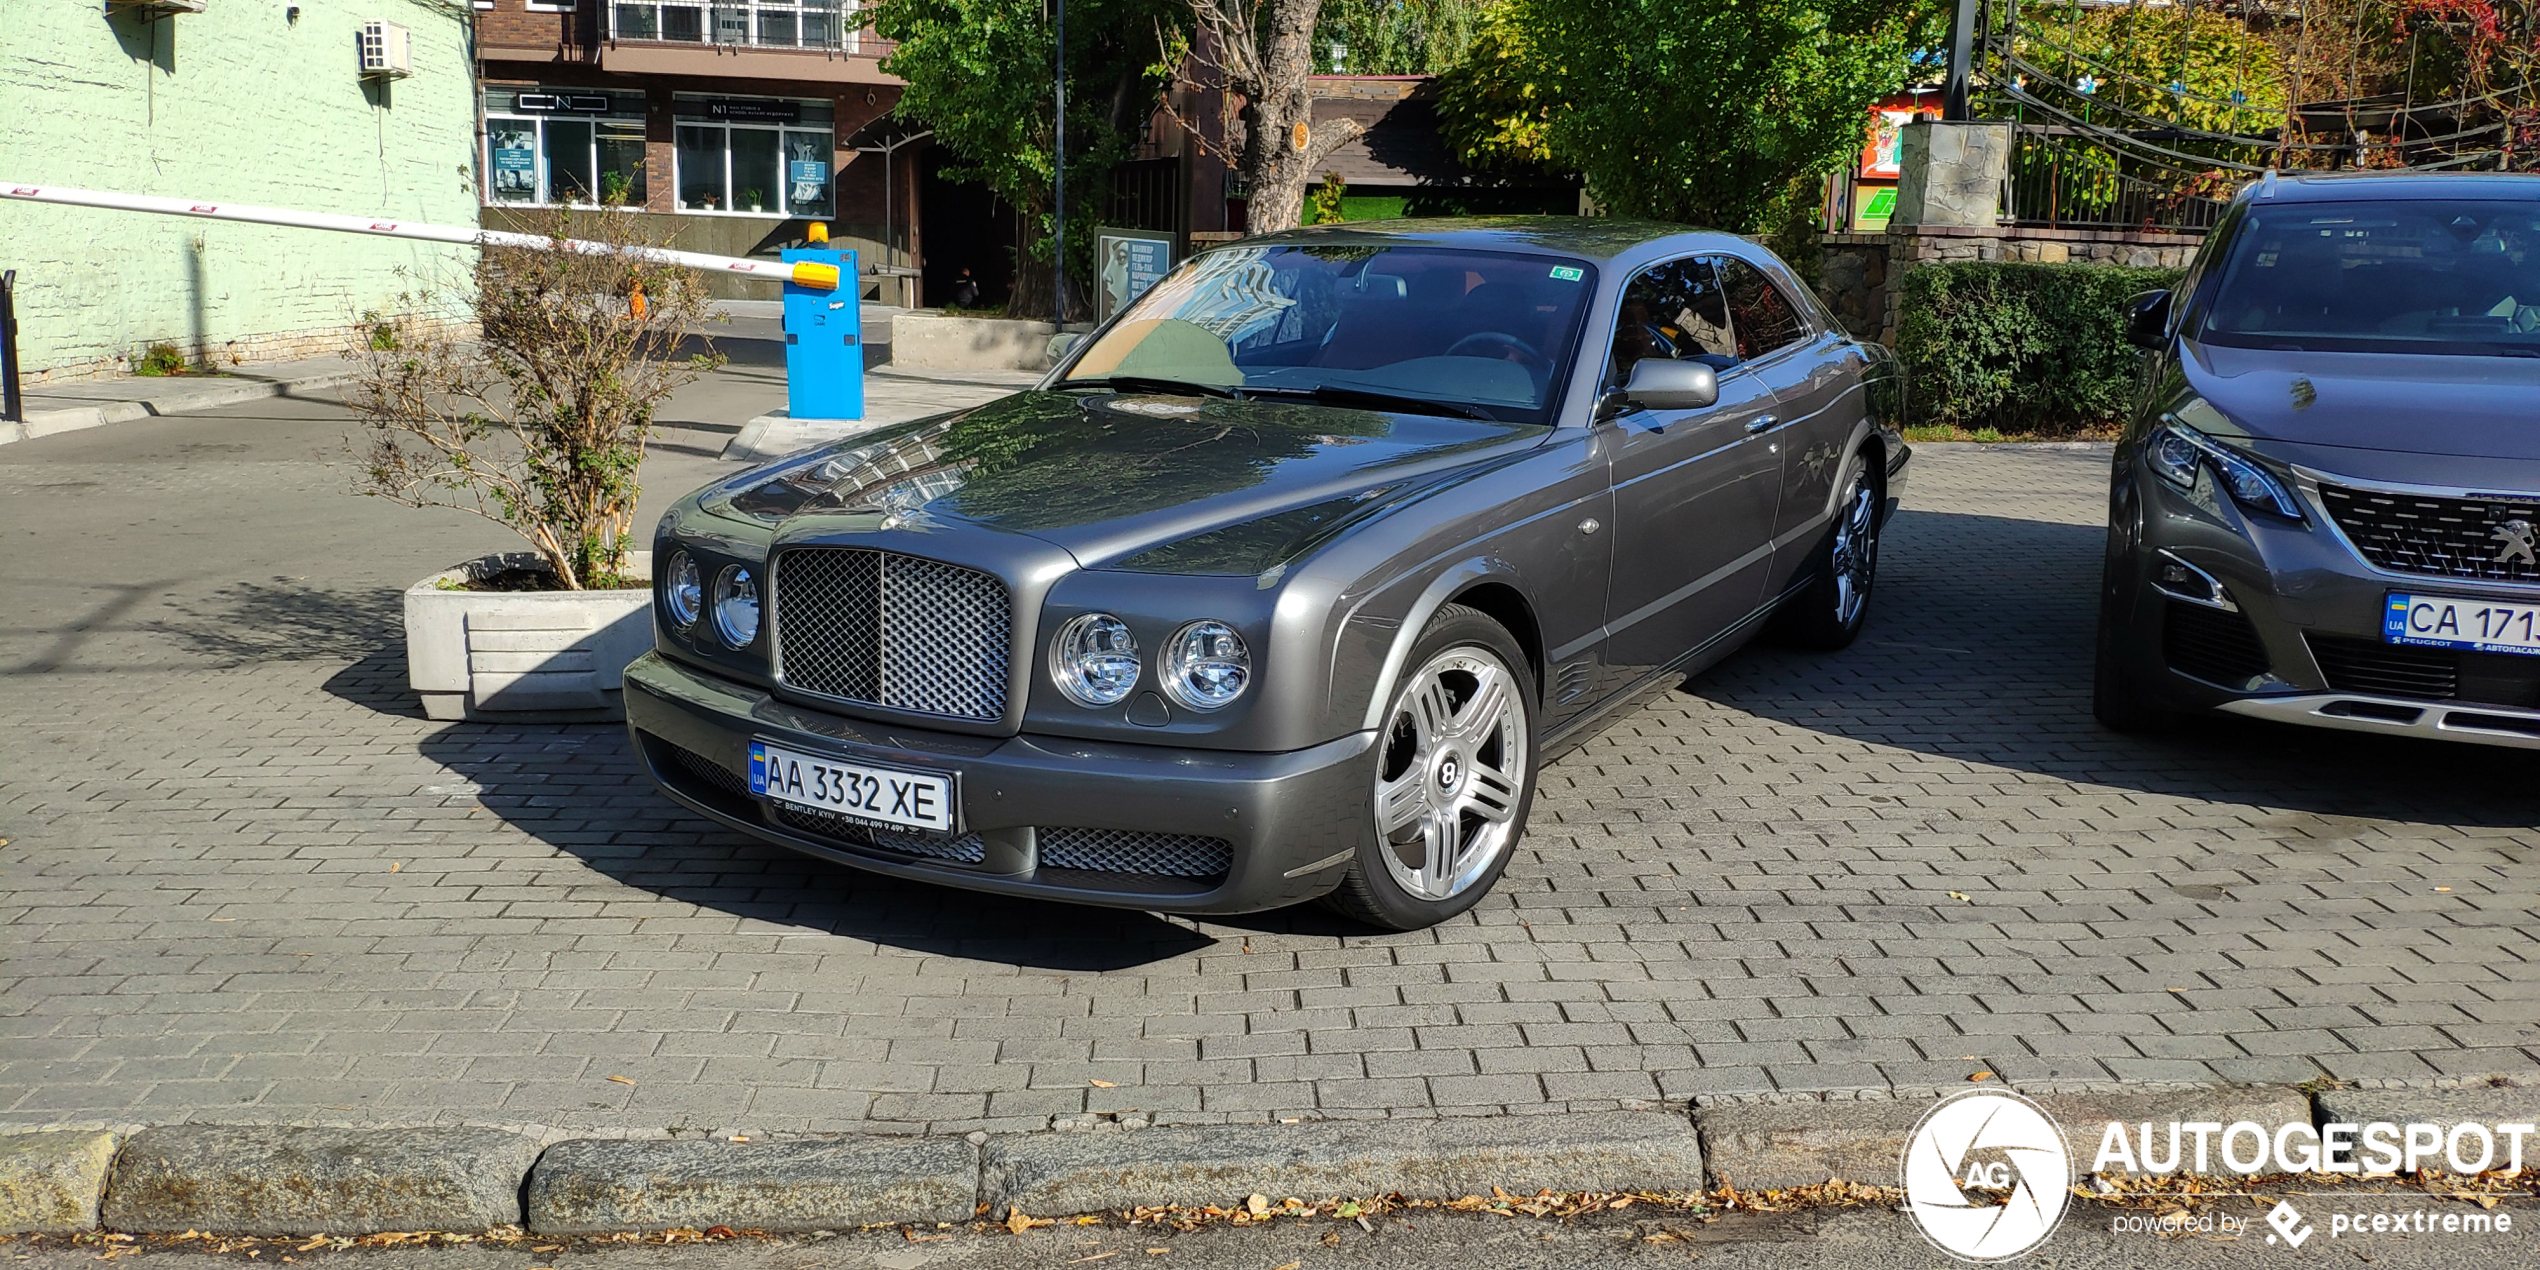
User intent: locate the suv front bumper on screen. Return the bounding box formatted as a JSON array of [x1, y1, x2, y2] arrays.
[[623, 652, 1377, 913], [2110, 457, 2540, 750]]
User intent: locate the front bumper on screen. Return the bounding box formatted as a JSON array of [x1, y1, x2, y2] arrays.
[[2111, 456, 2540, 750], [623, 652, 1375, 913]]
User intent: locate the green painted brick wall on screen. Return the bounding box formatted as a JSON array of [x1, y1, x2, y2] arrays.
[[0, 1, 479, 379]]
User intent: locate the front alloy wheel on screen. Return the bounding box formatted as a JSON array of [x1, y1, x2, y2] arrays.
[[1325, 604, 1537, 930]]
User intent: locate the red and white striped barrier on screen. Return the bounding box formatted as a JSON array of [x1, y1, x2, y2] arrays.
[[0, 181, 842, 292]]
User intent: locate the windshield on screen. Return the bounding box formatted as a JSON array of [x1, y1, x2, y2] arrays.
[[2199, 198, 2540, 356], [1060, 244, 1599, 423]]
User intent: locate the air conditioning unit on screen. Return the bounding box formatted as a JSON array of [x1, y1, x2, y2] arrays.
[[358, 20, 412, 78]]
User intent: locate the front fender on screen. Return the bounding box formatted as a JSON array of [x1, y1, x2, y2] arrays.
[[1338, 555, 1535, 734]]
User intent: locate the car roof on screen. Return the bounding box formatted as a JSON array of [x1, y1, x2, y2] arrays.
[[2246, 170, 2540, 204], [1231, 216, 1750, 263]]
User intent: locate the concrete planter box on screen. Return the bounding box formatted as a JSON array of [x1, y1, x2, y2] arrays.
[[891, 311, 1060, 372], [404, 551, 654, 722]]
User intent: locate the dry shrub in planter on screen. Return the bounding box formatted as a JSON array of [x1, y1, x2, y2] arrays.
[[351, 204, 724, 590]]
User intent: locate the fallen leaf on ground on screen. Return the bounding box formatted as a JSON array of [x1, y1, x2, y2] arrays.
[[606, 1075, 636, 1086], [1007, 1209, 1051, 1234], [1246, 1194, 1271, 1216], [1969, 1072, 1994, 1081], [1946, 892, 1970, 902], [1090, 1079, 1117, 1088], [390, 862, 402, 872]]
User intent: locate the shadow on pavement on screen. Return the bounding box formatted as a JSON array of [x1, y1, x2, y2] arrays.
[[1706, 507, 2539, 829], [416, 723, 1222, 971]]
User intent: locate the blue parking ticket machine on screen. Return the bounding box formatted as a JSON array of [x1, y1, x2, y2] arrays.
[[780, 244, 862, 420]]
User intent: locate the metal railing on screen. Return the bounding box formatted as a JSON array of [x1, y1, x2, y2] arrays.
[[2006, 127, 2235, 232], [609, 0, 865, 52]]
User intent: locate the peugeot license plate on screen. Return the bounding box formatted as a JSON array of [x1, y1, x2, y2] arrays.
[[2385, 593, 2540, 657], [749, 741, 957, 833]]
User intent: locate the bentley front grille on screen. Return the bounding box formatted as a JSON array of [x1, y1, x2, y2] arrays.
[[774, 547, 1012, 721], [2319, 483, 2540, 583]]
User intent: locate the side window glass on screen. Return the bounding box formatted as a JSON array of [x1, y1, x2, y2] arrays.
[[1719, 257, 1808, 360], [1608, 256, 1735, 386]]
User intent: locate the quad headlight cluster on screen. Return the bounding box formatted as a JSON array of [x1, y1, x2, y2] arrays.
[[661, 549, 762, 648], [1050, 613, 1252, 711], [2147, 405, 2305, 522]]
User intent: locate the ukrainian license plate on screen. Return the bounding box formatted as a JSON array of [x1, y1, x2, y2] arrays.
[[2386, 593, 2540, 656], [748, 741, 957, 833]]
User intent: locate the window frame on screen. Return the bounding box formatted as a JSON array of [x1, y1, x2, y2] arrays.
[[1713, 254, 1813, 363], [482, 93, 649, 210], [1603, 253, 1741, 390], [669, 120, 834, 218]]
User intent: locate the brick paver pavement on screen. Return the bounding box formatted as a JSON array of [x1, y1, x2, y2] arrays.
[[4, 406, 2536, 1137]]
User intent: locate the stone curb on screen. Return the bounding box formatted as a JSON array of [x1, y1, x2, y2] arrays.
[[0, 1131, 118, 1234], [103, 1126, 544, 1235], [981, 1110, 1705, 1220], [13, 1083, 2535, 1236], [0, 371, 357, 446], [525, 1135, 978, 1234]]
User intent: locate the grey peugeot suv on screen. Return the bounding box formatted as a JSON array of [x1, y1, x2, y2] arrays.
[[2095, 171, 2540, 748]]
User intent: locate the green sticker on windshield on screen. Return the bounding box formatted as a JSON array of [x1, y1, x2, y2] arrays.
[[1549, 265, 1585, 282]]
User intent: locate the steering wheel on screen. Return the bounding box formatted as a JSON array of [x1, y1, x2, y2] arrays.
[[1443, 331, 1548, 368]]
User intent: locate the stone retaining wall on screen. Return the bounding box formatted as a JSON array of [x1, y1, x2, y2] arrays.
[[1817, 225, 2204, 346]]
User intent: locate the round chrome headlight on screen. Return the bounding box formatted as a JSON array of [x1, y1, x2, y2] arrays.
[[711, 565, 761, 647], [663, 551, 703, 628], [1160, 620, 1250, 711], [1051, 613, 1140, 707]]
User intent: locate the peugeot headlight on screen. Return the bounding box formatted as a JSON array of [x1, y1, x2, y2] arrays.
[[1052, 613, 1141, 707], [663, 551, 703, 628], [1160, 620, 1251, 711], [712, 566, 761, 647], [2148, 411, 2304, 521]]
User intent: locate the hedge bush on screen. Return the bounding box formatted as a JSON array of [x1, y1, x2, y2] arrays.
[[1895, 260, 2184, 435]]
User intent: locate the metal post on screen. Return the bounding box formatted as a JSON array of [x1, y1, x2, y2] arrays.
[[1052, 0, 1067, 328], [0, 270, 19, 425], [1943, 0, 1981, 121]]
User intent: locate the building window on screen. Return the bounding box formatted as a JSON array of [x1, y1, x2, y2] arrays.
[[671, 96, 833, 216], [483, 89, 650, 207], [611, 0, 858, 50]]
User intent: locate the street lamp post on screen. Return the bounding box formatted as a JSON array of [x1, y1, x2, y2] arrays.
[[1053, 0, 1066, 329]]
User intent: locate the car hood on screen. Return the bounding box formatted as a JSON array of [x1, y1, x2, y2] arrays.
[[2183, 342, 2540, 461], [701, 389, 1546, 570]]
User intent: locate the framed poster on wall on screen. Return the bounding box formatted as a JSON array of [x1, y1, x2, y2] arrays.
[[1093, 227, 1176, 322]]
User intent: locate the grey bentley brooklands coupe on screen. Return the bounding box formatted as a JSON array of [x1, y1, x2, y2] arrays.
[[627, 219, 1907, 928], [2096, 172, 2540, 749]]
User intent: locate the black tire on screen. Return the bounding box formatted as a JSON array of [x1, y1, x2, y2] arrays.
[[1322, 603, 1539, 932], [1770, 449, 1881, 651], [2091, 584, 2176, 734]]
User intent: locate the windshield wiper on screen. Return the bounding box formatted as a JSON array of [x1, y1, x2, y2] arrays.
[[1242, 384, 1497, 421], [1061, 375, 1242, 399]]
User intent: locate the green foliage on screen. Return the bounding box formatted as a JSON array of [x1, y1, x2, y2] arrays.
[[1306, 171, 1348, 224], [2015, 4, 2288, 131], [1314, 0, 1492, 75], [1895, 260, 2183, 436], [132, 342, 188, 376], [1500, 0, 1942, 232], [873, 0, 1186, 308], [1432, 4, 1558, 176]]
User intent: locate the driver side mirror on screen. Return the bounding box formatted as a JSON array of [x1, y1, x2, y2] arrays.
[[1602, 358, 1719, 417], [2126, 289, 2173, 350]]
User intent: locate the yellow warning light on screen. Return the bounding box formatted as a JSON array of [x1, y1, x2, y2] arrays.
[[788, 261, 840, 291], [806, 221, 829, 244]]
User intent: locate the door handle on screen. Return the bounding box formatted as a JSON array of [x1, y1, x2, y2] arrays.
[[1744, 414, 1778, 434]]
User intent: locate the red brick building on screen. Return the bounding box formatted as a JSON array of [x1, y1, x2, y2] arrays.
[[472, 0, 916, 299]]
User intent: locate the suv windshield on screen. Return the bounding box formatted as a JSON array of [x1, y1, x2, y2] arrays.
[[1060, 244, 1599, 423], [2200, 198, 2540, 356]]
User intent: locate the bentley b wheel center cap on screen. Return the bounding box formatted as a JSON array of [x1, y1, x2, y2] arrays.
[[1435, 753, 1462, 795]]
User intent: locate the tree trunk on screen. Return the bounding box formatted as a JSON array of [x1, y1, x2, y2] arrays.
[[1199, 0, 1365, 235]]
